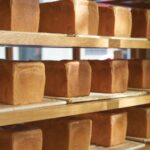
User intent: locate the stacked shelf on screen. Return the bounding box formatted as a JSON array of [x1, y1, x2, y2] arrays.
[[0, 30, 150, 150], [0, 31, 150, 128], [0, 1, 150, 150]]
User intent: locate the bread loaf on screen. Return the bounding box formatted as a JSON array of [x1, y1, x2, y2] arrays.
[[0, 125, 42, 150], [28, 118, 92, 150], [127, 106, 150, 138], [90, 60, 129, 93], [128, 59, 150, 89], [98, 5, 132, 37], [78, 111, 127, 147], [74, 0, 99, 35], [0, 0, 40, 32], [131, 8, 150, 38], [0, 60, 45, 105], [40, 0, 99, 35], [43, 60, 91, 97]]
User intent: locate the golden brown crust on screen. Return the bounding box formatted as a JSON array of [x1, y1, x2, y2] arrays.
[[40, 1, 75, 34], [98, 6, 132, 37], [0, 0, 39, 32], [74, 0, 99, 35], [0, 0, 11, 30], [28, 118, 92, 150], [43, 60, 91, 97], [0, 125, 42, 150], [128, 59, 150, 89], [98, 6, 115, 36], [131, 9, 148, 38], [90, 60, 128, 93], [40, 0, 99, 35], [146, 10, 150, 38], [127, 107, 150, 138], [77, 111, 127, 147], [0, 60, 45, 105], [114, 7, 132, 37]]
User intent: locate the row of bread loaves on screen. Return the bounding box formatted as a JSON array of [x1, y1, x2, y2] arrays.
[[0, 119, 92, 150], [0, 59, 149, 105], [27, 111, 127, 149], [90, 59, 150, 92], [0, 0, 149, 38], [0, 111, 127, 150], [43, 59, 150, 97], [0, 105, 148, 150]]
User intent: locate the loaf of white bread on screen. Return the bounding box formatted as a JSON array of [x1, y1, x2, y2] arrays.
[[40, 0, 99, 35], [0, 125, 42, 150], [128, 59, 150, 89], [43, 60, 91, 97], [0, 60, 45, 105], [127, 106, 150, 138], [0, 0, 40, 32], [28, 118, 92, 150], [131, 8, 150, 38], [89, 60, 129, 93], [98, 5, 132, 37], [75, 111, 127, 147]]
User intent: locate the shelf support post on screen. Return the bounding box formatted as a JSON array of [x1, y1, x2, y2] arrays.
[[131, 49, 147, 59], [73, 47, 80, 60], [5, 47, 13, 60]]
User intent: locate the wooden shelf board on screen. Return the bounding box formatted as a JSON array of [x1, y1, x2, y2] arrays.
[[0, 31, 150, 49], [127, 136, 150, 144], [46, 90, 147, 103], [140, 144, 150, 150], [0, 94, 150, 126], [119, 39, 150, 49], [0, 31, 109, 48], [0, 98, 66, 113], [90, 140, 145, 150]]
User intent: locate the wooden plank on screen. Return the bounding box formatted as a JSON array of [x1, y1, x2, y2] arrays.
[[128, 88, 150, 92], [0, 31, 150, 49], [45, 90, 147, 103], [0, 100, 107, 126], [127, 136, 150, 144], [0, 31, 109, 48], [108, 38, 150, 49], [107, 94, 150, 110], [90, 140, 145, 150], [119, 39, 150, 49], [140, 144, 150, 150], [0, 98, 66, 113], [0, 94, 150, 126], [126, 137, 150, 150]]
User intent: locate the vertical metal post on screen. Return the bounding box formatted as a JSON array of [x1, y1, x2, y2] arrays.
[[5, 47, 13, 60], [114, 50, 123, 59], [131, 49, 147, 59], [73, 47, 80, 60]]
